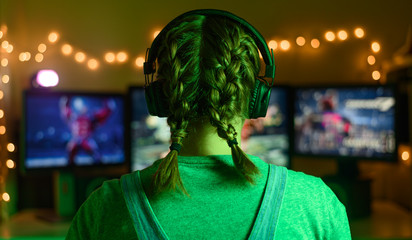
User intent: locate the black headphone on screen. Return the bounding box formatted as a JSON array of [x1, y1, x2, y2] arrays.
[[144, 9, 275, 119]]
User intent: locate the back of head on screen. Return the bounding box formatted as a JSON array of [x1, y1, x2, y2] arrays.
[[152, 12, 262, 195]]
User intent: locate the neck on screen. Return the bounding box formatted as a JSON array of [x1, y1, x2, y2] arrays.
[[179, 117, 244, 156]]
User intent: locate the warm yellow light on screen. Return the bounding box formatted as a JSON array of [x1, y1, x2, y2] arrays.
[[35, 53, 44, 63], [325, 31, 335, 41], [402, 151, 410, 161], [6, 159, 14, 169], [0, 109, 4, 118], [268, 40, 278, 50], [2, 193, 10, 202], [354, 28, 365, 38], [311, 39, 320, 48], [1, 40, 8, 49], [0, 31, 2, 39], [7, 143, 15, 152], [75, 52, 86, 63], [87, 59, 99, 70], [2, 75, 9, 84], [135, 57, 145, 67], [38, 43, 47, 53], [296, 36, 306, 46], [0, 126, 5, 135], [337, 30, 348, 40], [116, 51, 128, 63], [280, 40, 290, 51], [19, 52, 31, 62], [153, 30, 161, 39], [1, 58, 8, 67], [104, 52, 116, 63], [367, 55, 376, 65], [61, 44, 73, 55], [6, 44, 13, 53], [372, 70, 381, 80], [371, 42, 381, 53], [48, 32, 59, 43], [0, 91, 3, 100]]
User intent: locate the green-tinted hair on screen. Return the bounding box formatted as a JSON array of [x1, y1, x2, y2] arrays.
[[152, 14, 261, 195]]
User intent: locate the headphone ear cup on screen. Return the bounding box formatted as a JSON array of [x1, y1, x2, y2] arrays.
[[145, 81, 170, 117], [249, 79, 272, 119]]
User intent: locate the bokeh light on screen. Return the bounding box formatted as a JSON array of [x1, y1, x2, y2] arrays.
[[337, 30, 348, 40], [116, 51, 128, 63], [48, 32, 59, 43], [268, 40, 278, 50], [35, 53, 44, 63], [367, 55, 376, 65], [36, 69, 59, 87], [0, 126, 5, 135], [6, 159, 14, 169], [135, 57, 145, 67], [105, 52, 116, 63], [371, 42, 381, 53], [296, 36, 306, 46], [2, 193, 10, 202], [325, 31, 335, 41], [38, 43, 47, 53], [1, 58, 8, 67], [61, 44, 73, 55], [311, 39, 320, 48], [2, 75, 9, 84], [354, 27, 365, 38], [87, 59, 99, 70], [372, 70, 381, 80], [7, 143, 15, 152], [75, 52, 86, 63], [280, 40, 290, 51]]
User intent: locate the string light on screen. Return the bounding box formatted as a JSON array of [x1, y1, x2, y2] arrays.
[[268, 40, 278, 50], [0, 110, 4, 118], [5, 160, 14, 169], [0, 31, 3, 39], [402, 151, 410, 161], [0, 126, 5, 135], [371, 42, 381, 53], [325, 31, 335, 41], [48, 32, 59, 43], [1, 41, 8, 49], [61, 44, 73, 55], [337, 30, 348, 40], [104, 52, 116, 63], [116, 51, 128, 63], [38, 43, 47, 53], [1, 75, 9, 84], [1, 58, 8, 67], [0, 91, 3, 100], [75, 52, 86, 63], [5, 44, 13, 53], [135, 57, 145, 67], [367, 55, 376, 65], [87, 59, 99, 70], [280, 40, 290, 51], [372, 70, 381, 80], [6, 143, 15, 152], [311, 39, 320, 48], [153, 30, 161, 39], [35, 53, 44, 62], [354, 27, 365, 38], [2, 193, 10, 202], [296, 36, 306, 46]]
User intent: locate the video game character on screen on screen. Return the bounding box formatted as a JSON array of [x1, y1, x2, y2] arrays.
[[60, 96, 116, 165]]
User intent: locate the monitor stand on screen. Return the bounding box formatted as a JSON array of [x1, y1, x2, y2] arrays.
[[322, 160, 372, 219], [36, 171, 76, 222]]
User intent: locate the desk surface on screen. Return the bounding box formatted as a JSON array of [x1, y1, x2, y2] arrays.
[[0, 200, 411, 239]]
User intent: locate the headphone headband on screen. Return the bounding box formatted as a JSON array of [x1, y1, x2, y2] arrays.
[[144, 9, 275, 82]]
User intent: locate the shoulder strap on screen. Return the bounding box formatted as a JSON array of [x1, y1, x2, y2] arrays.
[[249, 165, 288, 240], [120, 172, 168, 240]]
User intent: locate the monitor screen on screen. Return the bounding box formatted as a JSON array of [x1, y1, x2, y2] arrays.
[[293, 86, 396, 160], [129, 87, 290, 171], [23, 91, 125, 170]]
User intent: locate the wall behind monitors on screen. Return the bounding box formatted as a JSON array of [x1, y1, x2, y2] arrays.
[[293, 86, 396, 160], [128, 87, 291, 171], [23, 91, 126, 170]]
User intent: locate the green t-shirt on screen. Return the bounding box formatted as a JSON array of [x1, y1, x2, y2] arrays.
[[66, 155, 351, 239]]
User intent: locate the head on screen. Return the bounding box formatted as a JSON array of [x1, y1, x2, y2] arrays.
[[150, 10, 264, 195]]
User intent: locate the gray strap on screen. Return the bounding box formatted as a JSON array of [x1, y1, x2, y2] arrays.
[[248, 165, 288, 240], [120, 172, 168, 240]]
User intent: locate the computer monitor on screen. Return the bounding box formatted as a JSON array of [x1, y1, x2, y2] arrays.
[[128, 86, 291, 171], [293, 86, 396, 161], [22, 90, 126, 170]]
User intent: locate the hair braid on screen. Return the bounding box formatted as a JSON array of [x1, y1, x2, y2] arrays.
[[201, 17, 261, 183], [151, 15, 205, 195]]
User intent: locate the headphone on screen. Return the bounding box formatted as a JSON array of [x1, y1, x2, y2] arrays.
[[144, 9, 275, 119]]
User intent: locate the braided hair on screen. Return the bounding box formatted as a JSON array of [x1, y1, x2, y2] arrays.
[[152, 14, 261, 195]]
